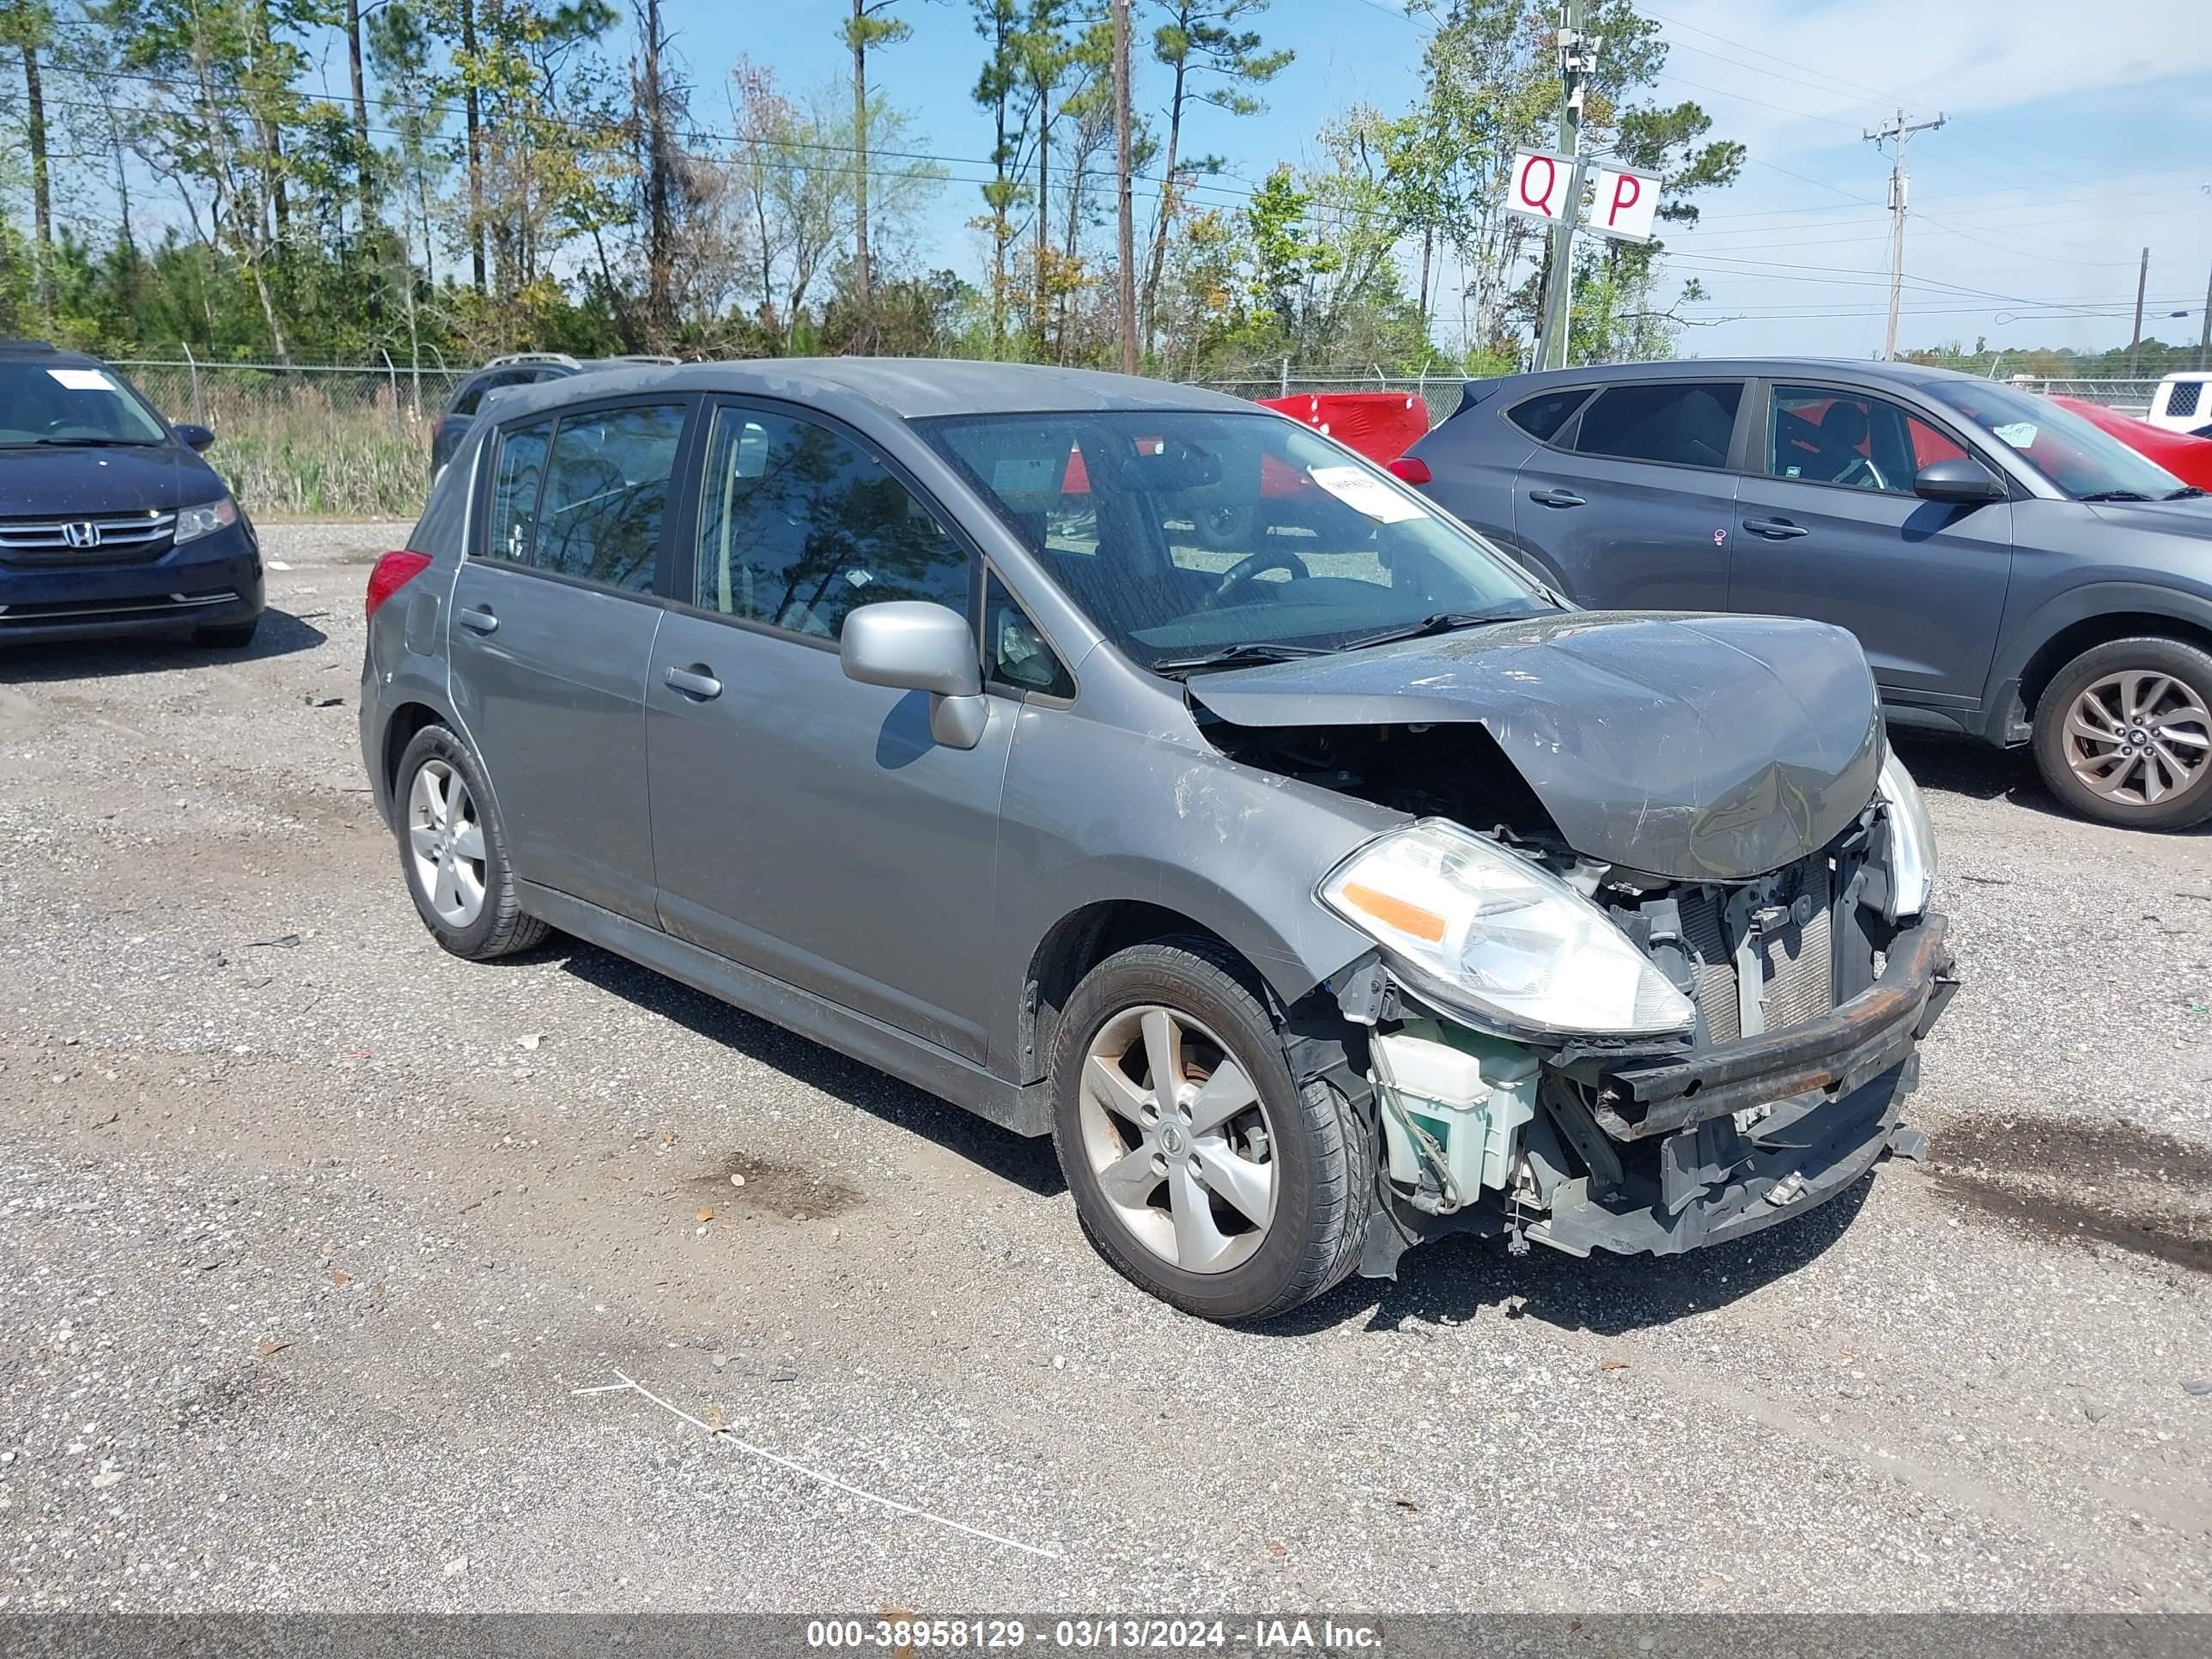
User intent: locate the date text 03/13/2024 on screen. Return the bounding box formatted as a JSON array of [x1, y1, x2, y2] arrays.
[[803, 1618, 1386, 1650]]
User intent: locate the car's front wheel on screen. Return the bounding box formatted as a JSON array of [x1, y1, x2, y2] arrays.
[[392, 725, 549, 959], [2033, 636, 2212, 830], [1049, 938, 1373, 1323]]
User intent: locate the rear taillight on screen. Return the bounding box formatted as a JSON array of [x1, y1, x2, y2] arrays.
[[1387, 455, 1432, 485], [366, 550, 434, 619]]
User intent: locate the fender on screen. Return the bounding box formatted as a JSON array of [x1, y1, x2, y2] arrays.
[[1981, 580, 2212, 741]]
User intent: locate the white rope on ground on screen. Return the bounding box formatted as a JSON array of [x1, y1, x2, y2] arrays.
[[573, 1370, 1066, 1561]]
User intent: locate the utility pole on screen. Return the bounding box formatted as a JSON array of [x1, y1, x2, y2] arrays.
[[1113, 0, 1137, 375], [2128, 245, 2149, 353], [1863, 108, 1946, 361], [2198, 260, 2210, 371], [1536, 0, 1592, 371]]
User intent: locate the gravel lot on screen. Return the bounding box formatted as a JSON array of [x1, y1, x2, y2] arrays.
[[3, 523, 2209, 1615]]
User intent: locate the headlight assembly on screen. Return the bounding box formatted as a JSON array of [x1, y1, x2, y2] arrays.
[[1876, 749, 1936, 921], [173, 496, 239, 546], [1319, 819, 1696, 1040]]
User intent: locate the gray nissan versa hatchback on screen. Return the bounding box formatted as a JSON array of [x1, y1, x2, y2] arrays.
[[358, 359, 1955, 1323]]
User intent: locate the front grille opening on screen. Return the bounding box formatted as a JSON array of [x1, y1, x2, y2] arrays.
[[0, 588, 235, 625]]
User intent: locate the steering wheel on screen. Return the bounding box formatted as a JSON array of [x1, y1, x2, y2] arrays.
[[1834, 454, 1888, 491], [1206, 547, 1310, 608]]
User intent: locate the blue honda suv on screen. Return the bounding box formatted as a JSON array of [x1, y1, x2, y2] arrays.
[[0, 339, 264, 647]]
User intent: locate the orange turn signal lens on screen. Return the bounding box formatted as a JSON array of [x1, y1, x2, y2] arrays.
[[1338, 881, 1447, 943]]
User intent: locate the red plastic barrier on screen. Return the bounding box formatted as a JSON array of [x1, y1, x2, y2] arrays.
[[1260, 391, 1431, 466]]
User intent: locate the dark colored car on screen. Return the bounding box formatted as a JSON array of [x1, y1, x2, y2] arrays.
[[429, 352, 679, 479], [0, 339, 263, 647], [1408, 360, 2212, 830], [357, 359, 1950, 1323]]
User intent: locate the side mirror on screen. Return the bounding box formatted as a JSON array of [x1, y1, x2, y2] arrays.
[[173, 422, 216, 453], [838, 600, 988, 749], [1913, 457, 2003, 505]]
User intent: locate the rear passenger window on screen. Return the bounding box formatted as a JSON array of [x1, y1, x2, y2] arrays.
[[1574, 382, 1742, 469], [533, 403, 687, 592], [485, 420, 553, 565], [694, 404, 969, 639], [1506, 388, 1590, 443]]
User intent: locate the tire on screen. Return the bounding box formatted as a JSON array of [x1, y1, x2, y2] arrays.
[[392, 724, 550, 959], [2031, 635, 2212, 830], [1048, 937, 1374, 1323], [193, 617, 260, 648]]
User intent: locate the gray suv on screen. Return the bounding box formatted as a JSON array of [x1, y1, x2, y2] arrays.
[[1405, 361, 2212, 830], [360, 360, 1953, 1322]]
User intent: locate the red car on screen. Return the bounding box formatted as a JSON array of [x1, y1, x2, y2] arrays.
[[2050, 394, 2212, 490]]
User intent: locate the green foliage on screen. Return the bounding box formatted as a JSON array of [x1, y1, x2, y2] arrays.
[[3, 0, 1764, 403]]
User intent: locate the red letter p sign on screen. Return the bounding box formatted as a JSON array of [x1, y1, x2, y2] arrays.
[[1591, 167, 1661, 241]]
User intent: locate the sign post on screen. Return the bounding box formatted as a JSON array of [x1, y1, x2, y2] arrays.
[[1505, 148, 1663, 368]]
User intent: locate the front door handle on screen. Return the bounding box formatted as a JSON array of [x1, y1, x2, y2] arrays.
[[458, 605, 498, 634], [1743, 518, 1810, 539], [664, 664, 723, 701], [1528, 487, 1586, 508]]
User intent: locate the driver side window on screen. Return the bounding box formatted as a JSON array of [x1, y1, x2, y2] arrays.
[[1766, 386, 1963, 495], [692, 404, 969, 640]]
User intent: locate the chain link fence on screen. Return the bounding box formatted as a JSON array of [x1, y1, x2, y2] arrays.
[[106, 356, 1477, 519], [1997, 378, 2165, 415]]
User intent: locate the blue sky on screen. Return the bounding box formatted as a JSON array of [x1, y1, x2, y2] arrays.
[[671, 0, 2212, 362]]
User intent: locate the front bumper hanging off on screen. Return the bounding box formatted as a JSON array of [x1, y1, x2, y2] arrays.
[[1530, 916, 1957, 1258]]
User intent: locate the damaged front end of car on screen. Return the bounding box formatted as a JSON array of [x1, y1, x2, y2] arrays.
[[1187, 611, 1960, 1273]]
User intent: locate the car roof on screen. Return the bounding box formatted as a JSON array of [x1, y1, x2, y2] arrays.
[[480, 356, 1257, 423], [0, 338, 106, 368], [1480, 357, 1989, 392]]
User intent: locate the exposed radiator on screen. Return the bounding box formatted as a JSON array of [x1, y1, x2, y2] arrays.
[[1678, 860, 1835, 1044]]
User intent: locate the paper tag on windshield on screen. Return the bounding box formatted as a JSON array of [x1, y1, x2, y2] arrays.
[[991, 456, 1061, 498], [1990, 422, 2037, 450], [47, 368, 118, 392], [1308, 465, 1426, 524]]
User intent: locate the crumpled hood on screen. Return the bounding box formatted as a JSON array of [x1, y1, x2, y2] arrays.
[[1187, 611, 1884, 881]]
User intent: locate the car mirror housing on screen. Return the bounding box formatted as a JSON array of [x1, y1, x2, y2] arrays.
[[838, 600, 988, 749], [173, 422, 216, 453], [1913, 457, 2002, 505]]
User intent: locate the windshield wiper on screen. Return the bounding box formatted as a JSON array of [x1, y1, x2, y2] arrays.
[[1151, 641, 1335, 675], [1337, 608, 1520, 653], [2076, 489, 2155, 502], [14, 436, 166, 449], [2164, 486, 2209, 500]]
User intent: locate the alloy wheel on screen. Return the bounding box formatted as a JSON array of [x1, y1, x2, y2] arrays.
[[1077, 1004, 1278, 1275], [407, 757, 489, 927], [2062, 670, 2212, 808]]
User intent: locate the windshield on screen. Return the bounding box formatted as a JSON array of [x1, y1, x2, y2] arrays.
[[1925, 380, 2186, 501], [0, 361, 169, 448], [921, 410, 1552, 670]]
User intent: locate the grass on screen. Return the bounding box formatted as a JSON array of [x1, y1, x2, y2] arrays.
[[208, 407, 429, 520], [125, 368, 441, 520]]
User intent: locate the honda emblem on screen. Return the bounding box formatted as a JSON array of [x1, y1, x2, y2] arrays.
[[63, 521, 101, 550]]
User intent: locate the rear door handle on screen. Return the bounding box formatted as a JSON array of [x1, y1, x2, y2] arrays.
[[1528, 488, 1586, 508], [664, 664, 723, 701], [1743, 518, 1810, 539], [458, 605, 498, 634]]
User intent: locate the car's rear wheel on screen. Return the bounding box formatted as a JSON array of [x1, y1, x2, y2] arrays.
[[2033, 637, 2212, 830], [1049, 938, 1372, 1323], [393, 725, 549, 958]]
